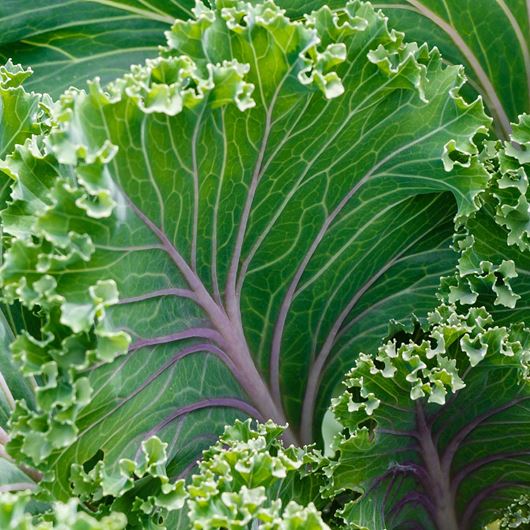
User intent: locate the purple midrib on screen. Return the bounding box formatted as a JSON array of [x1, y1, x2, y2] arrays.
[[143, 397, 263, 441], [74, 343, 233, 440], [128, 328, 224, 352]]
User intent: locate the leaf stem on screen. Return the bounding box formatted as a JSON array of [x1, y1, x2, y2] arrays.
[[0, 371, 16, 411], [0, 483, 36, 492], [441, 396, 530, 474], [122, 190, 299, 445], [459, 481, 524, 530], [0, 426, 9, 445], [0, 445, 43, 482], [416, 402, 459, 530]]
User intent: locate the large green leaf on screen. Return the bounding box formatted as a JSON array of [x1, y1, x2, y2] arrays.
[[0, 0, 490, 519], [285, 0, 530, 139], [0, 0, 195, 97], [328, 304, 530, 530]]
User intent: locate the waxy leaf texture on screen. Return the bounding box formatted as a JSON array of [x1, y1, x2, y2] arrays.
[[0, 1, 492, 507]]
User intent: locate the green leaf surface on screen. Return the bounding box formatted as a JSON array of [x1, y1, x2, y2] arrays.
[[285, 0, 530, 138], [0, 0, 491, 519], [0, 459, 36, 494], [328, 304, 530, 530], [0, 308, 35, 431], [0, 0, 195, 98]]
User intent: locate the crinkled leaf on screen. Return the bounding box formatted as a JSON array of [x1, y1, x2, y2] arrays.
[[0, 60, 51, 210], [186, 419, 328, 529], [0, 61, 41, 160], [0, 491, 127, 529], [327, 304, 530, 530], [286, 0, 529, 138], [440, 114, 530, 328], [500, 495, 530, 529], [0, 308, 34, 432], [0, 0, 491, 520], [70, 435, 186, 528]]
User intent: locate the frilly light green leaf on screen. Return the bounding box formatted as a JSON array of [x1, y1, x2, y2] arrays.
[[187, 419, 328, 529], [0, 491, 127, 529], [500, 495, 530, 529], [440, 114, 530, 329], [0, 0, 492, 524], [70, 436, 186, 529], [327, 304, 530, 529]]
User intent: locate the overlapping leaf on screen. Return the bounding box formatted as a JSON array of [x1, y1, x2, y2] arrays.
[[0, 59, 46, 499], [0, 492, 127, 529], [285, 0, 530, 138], [186, 419, 328, 529], [0, 1, 196, 98], [441, 114, 530, 329], [359, 0, 530, 138], [328, 304, 530, 530], [0, 0, 492, 522]]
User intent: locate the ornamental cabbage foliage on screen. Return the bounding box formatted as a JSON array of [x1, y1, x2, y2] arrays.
[[0, 0, 530, 529], [328, 304, 530, 529]]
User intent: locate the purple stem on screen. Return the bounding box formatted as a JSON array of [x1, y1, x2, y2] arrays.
[[118, 288, 196, 305], [431, 367, 471, 443], [370, 461, 430, 498], [0, 483, 36, 492], [18, 463, 43, 483], [226, 53, 296, 308], [0, 426, 9, 445], [190, 106, 205, 273], [441, 397, 530, 474], [210, 108, 227, 307], [275, 121, 464, 441], [0, 446, 42, 482], [0, 370, 15, 410], [459, 481, 524, 530], [389, 491, 434, 518], [224, 112, 271, 304], [299, 242, 414, 443], [416, 403, 459, 530], [143, 397, 263, 441], [122, 194, 221, 311], [451, 451, 530, 494], [379, 428, 419, 439], [429, 391, 460, 428], [120, 188, 297, 444], [128, 328, 224, 352], [76, 343, 237, 439], [269, 175, 372, 410]]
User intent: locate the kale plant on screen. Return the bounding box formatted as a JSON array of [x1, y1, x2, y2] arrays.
[[0, 1, 529, 528]]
